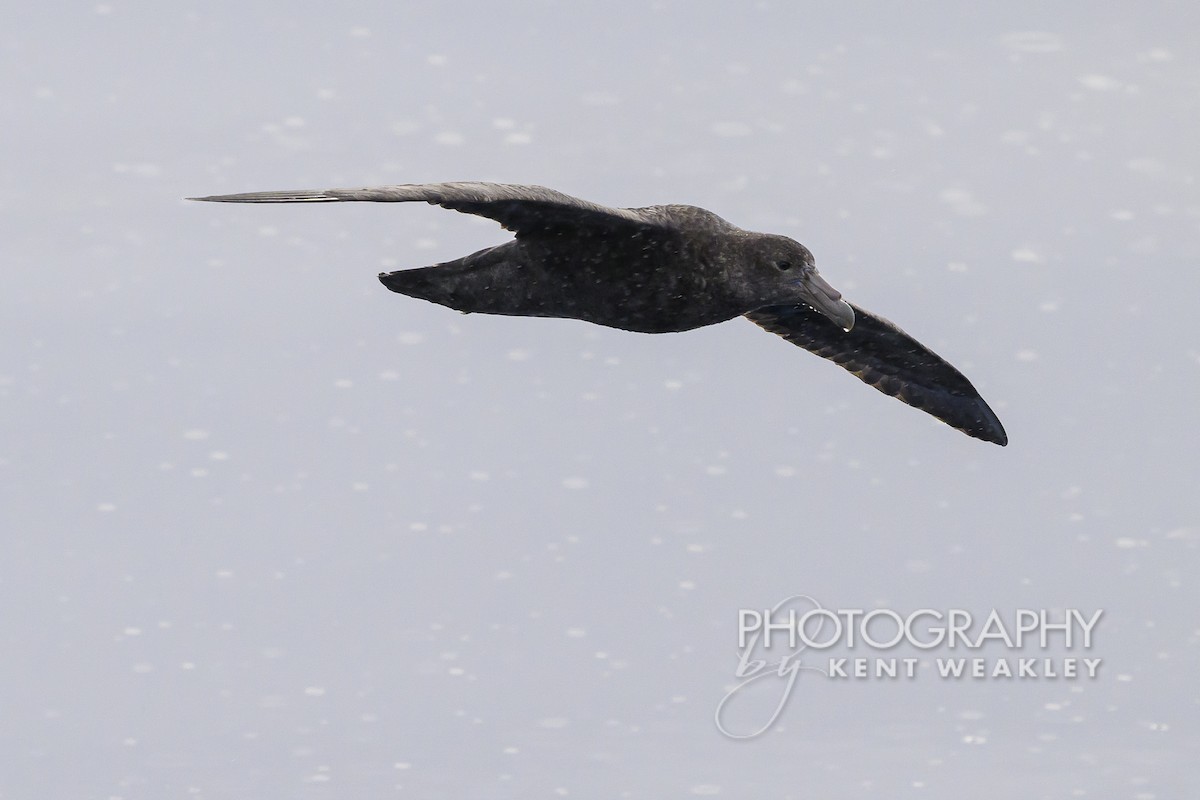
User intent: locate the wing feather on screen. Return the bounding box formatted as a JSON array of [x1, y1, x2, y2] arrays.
[[189, 182, 653, 236], [746, 303, 1007, 445]]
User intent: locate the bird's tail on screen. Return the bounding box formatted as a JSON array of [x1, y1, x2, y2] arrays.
[[378, 264, 467, 309], [378, 244, 522, 315]]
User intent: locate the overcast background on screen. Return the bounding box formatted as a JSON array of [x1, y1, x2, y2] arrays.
[[2, 2, 1198, 798]]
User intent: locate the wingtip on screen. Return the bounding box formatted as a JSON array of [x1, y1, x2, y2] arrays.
[[968, 404, 1008, 446], [184, 190, 340, 203], [981, 428, 1009, 447]]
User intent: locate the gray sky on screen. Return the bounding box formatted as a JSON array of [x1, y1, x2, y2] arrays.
[[2, 2, 1198, 797]]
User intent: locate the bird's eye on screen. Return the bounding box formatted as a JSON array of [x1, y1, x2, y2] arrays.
[[776, 261, 793, 272]]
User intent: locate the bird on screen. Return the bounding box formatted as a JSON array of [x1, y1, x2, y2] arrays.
[[190, 182, 1007, 445]]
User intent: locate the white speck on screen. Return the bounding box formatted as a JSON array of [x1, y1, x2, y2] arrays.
[[333, 379, 353, 388], [504, 132, 533, 145], [679, 580, 696, 590], [352, 482, 369, 492], [434, 131, 464, 146], [282, 116, 305, 128], [503, 746, 519, 755], [94, 3, 114, 14], [112, 162, 162, 178], [561, 477, 589, 490], [1000, 31, 1063, 53], [190, 468, 208, 478], [209, 451, 228, 461], [123, 627, 142, 637], [580, 91, 621, 106], [1115, 537, 1148, 549], [947, 261, 968, 272], [1078, 74, 1122, 91], [426, 54, 447, 66], [316, 88, 336, 100], [705, 465, 727, 476], [182, 429, 210, 441], [378, 370, 399, 380], [506, 349, 532, 361], [349, 26, 371, 37], [565, 628, 586, 639], [538, 717, 569, 729], [397, 331, 425, 345], [780, 78, 806, 95], [664, 379, 683, 390], [132, 663, 154, 674], [939, 188, 988, 217], [97, 502, 117, 512], [1126, 157, 1165, 177], [1116, 673, 1133, 682], [257, 226, 278, 237], [775, 466, 796, 477], [1010, 248, 1044, 264], [1015, 350, 1039, 362], [1039, 301, 1060, 312], [469, 471, 490, 482], [1141, 48, 1173, 62], [1109, 209, 1134, 221], [711, 121, 752, 137], [304, 686, 326, 697]]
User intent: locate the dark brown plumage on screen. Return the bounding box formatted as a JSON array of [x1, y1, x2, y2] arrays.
[[190, 182, 1006, 445]]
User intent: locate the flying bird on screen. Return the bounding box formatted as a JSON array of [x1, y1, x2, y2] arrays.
[[190, 182, 1006, 445]]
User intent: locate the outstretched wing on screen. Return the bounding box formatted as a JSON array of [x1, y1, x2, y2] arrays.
[[746, 303, 1007, 445], [189, 182, 654, 237]]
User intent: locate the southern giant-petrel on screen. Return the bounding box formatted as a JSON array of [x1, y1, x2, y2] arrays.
[[190, 182, 1006, 445]]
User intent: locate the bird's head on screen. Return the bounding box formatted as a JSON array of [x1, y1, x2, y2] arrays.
[[745, 234, 855, 330]]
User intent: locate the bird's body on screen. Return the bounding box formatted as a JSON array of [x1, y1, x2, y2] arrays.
[[383, 204, 795, 334], [191, 182, 1007, 445]]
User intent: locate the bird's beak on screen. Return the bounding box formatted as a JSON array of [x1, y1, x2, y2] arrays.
[[798, 270, 855, 331]]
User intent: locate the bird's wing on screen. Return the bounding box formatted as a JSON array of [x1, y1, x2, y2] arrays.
[[745, 303, 1007, 445], [189, 182, 655, 237]]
